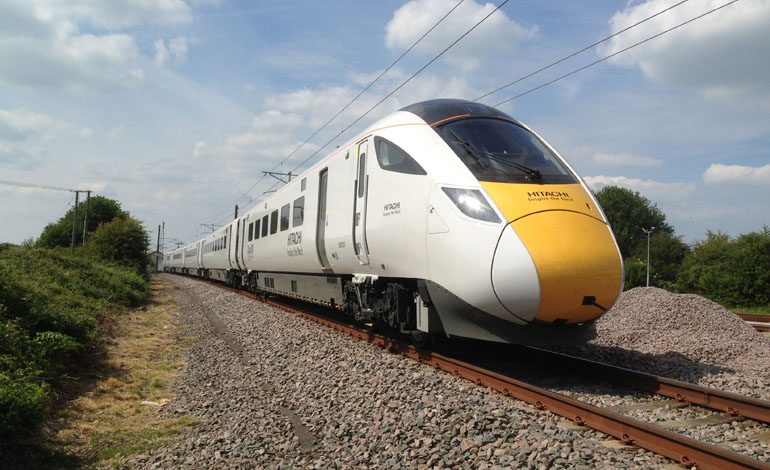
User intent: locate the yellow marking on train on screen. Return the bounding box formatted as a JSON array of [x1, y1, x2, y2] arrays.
[[481, 182, 622, 324], [513, 211, 622, 323], [480, 182, 600, 223]]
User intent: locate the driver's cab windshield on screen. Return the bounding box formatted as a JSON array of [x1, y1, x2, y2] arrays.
[[436, 118, 577, 184]]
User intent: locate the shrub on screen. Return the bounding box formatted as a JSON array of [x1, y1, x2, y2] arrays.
[[0, 372, 47, 436], [0, 245, 150, 437], [36, 196, 128, 248], [623, 258, 647, 290], [32, 332, 82, 373], [86, 217, 149, 277], [676, 228, 770, 307]]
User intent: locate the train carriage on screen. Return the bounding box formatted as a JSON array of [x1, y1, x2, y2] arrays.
[[171, 99, 623, 346]]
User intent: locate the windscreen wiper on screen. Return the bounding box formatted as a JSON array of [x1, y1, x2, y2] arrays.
[[448, 130, 486, 169], [448, 130, 542, 181], [478, 151, 543, 181]]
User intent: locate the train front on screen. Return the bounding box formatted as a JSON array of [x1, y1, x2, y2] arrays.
[[405, 100, 623, 345]]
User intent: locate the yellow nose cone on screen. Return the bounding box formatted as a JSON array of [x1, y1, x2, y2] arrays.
[[511, 210, 622, 323]]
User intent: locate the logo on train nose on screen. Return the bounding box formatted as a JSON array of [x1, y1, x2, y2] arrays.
[[527, 191, 573, 202]]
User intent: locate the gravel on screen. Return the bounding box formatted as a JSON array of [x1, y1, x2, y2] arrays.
[[130, 275, 675, 469], [556, 287, 770, 400]]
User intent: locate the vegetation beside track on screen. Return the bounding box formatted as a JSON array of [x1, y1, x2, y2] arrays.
[[596, 186, 770, 310], [0, 244, 149, 444], [44, 277, 195, 468]]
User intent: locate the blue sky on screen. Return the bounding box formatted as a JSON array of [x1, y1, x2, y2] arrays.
[[1, 0, 768, 248]]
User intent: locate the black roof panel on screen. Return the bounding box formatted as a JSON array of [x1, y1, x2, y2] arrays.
[[399, 99, 517, 126]]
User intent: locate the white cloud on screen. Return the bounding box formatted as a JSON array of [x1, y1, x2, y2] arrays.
[[385, 0, 537, 71], [0, 6, 143, 90], [79, 181, 107, 191], [155, 36, 190, 67], [154, 39, 169, 67], [242, 83, 256, 94], [0, 108, 91, 167], [590, 152, 661, 168], [0, 2, 197, 90], [602, 0, 770, 102], [703, 163, 770, 185], [585, 174, 695, 200], [108, 126, 125, 141], [155, 189, 182, 202], [32, 0, 193, 30], [571, 147, 662, 168]]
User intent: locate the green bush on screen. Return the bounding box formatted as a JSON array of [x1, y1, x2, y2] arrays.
[[676, 228, 770, 307], [36, 196, 128, 248], [32, 332, 82, 372], [86, 217, 149, 277], [0, 320, 31, 372], [623, 258, 647, 290], [0, 245, 150, 438], [0, 372, 47, 436]]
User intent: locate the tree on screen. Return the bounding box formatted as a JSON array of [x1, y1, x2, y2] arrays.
[[86, 217, 149, 276], [630, 231, 690, 289], [594, 186, 673, 258], [36, 196, 128, 248], [676, 228, 770, 307]]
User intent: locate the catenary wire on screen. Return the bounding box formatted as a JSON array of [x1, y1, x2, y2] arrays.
[[0, 178, 81, 193], [493, 0, 740, 107], [198, 0, 465, 224], [474, 0, 690, 102], [285, 0, 511, 177]]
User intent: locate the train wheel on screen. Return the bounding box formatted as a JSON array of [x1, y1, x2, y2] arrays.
[[409, 331, 432, 350]]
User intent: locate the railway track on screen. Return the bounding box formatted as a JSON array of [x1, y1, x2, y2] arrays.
[[175, 274, 770, 469], [737, 313, 770, 333]]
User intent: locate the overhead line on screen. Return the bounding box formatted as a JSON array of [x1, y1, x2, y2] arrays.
[[474, 0, 690, 102], [287, 0, 511, 176], [201, 0, 465, 222], [493, 0, 740, 107], [0, 178, 83, 193]]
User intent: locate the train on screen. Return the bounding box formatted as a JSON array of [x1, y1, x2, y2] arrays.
[[165, 99, 623, 346]]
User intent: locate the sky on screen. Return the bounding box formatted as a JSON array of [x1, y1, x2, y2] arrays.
[[1, 0, 768, 249]]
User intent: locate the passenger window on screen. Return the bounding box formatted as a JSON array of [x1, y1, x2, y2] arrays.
[[261, 215, 268, 237], [270, 210, 278, 234], [254, 219, 261, 239], [248, 223, 253, 242], [357, 153, 366, 197], [293, 196, 304, 227], [223, 237, 226, 249], [280, 204, 290, 231], [374, 136, 427, 175]]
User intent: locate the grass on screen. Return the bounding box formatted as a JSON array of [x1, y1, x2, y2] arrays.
[[0, 245, 151, 440], [3, 277, 196, 468], [734, 306, 770, 316], [49, 277, 196, 468]]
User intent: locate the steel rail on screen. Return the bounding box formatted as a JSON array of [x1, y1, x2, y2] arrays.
[[736, 313, 770, 323], [523, 347, 770, 424], [173, 274, 769, 470], [736, 313, 770, 332]]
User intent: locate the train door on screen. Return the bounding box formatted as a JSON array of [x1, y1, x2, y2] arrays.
[[353, 139, 370, 266], [316, 168, 332, 272], [226, 225, 232, 268], [233, 219, 242, 270], [240, 217, 247, 269]]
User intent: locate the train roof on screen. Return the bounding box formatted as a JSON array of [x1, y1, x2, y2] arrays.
[[399, 99, 518, 127]]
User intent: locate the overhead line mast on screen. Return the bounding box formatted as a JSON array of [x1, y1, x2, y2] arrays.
[[0, 178, 91, 252]]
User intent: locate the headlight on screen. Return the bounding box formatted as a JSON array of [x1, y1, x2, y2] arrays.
[[441, 187, 501, 223]]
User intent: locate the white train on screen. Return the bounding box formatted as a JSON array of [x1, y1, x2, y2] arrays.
[[165, 99, 623, 346]]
